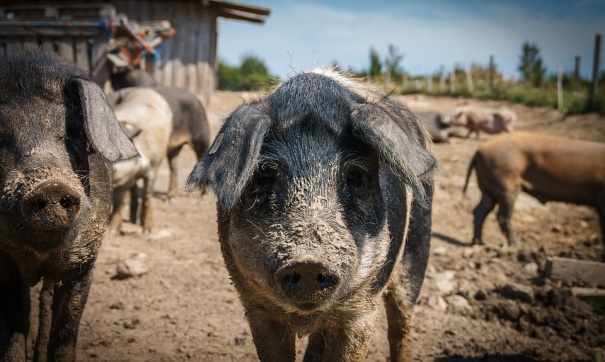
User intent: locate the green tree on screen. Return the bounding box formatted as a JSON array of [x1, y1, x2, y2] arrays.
[[369, 47, 382, 78], [216, 55, 278, 91], [240, 54, 269, 76], [385, 44, 404, 80], [517, 42, 547, 87]]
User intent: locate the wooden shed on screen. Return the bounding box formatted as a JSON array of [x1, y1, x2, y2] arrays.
[[0, 0, 271, 104]]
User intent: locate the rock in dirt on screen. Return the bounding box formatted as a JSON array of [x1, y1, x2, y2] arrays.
[[434, 270, 457, 295], [498, 283, 535, 303], [115, 252, 148, 279], [445, 295, 472, 313], [426, 295, 448, 312]]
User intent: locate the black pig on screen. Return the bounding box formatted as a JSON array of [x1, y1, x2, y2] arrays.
[[188, 70, 436, 361], [0, 51, 138, 361]]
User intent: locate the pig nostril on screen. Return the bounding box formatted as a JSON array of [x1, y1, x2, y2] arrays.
[[60, 196, 72, 209], [284, 273, 302, 286], [316, 273, 337, 289], [317, 273, 326, 284], [34, 199, 47, 213]]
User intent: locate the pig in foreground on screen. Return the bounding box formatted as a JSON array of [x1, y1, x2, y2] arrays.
[[109, 86, 211, 201], [452, 105, 517, 138], [0, 51, 138, 360], [109, 88, 173, 233], [463, 131, 605, 255], [188, 70, 436, 361]]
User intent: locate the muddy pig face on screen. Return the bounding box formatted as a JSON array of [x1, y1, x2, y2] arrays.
[[0, 51, 138, 253], [232, 118, 394, 311], [189, 71, 436, 313]]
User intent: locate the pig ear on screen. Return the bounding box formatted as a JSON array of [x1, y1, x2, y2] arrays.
[[350, 104, 436, 189], [68, 78, 139, 163], [187, 104, 272, 211]]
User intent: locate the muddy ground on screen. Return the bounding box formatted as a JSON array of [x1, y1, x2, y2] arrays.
[[35, 90, 605, 361]]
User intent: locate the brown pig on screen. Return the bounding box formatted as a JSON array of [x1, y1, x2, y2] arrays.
[[463, 131, 605, 256], [453, 106, 517, 138]]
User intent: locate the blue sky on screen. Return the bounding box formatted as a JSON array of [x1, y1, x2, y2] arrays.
[[216, 0, 605, 81]]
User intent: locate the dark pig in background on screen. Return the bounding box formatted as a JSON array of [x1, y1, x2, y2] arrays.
[[109, 86, 211, 201], [0, 51, 138, 361], [110, 68, 158, 90], [463, 131, 605, 258], [188, 69, 436, 361], [418, 111, 454, 143]]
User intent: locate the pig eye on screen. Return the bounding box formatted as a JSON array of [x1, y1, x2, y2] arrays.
[[344, 168, 367, 189], [255, 165, 278, 186]]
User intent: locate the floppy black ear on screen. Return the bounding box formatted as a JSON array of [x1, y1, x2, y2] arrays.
[[187, 104, 272, 211], [69, 78, 139, 163], [350, 104, 436, 190]]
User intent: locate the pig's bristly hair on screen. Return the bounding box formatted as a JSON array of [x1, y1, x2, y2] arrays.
[[188, 68, 436, 211]]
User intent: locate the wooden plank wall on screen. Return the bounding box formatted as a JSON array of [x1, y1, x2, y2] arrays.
[[0, 31, 104, 85], [114, 0, 217, 104]]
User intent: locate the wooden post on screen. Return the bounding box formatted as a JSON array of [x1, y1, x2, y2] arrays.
[[450, 65, 455, 94], [574, 56, 581, 85], [489, 54, 494, 90], [440, 65, 446, 93], [466, 65, 474, 94], [588, 34, 601, 111], [385, 61, 391, 86], [557, 65, 563, 110]]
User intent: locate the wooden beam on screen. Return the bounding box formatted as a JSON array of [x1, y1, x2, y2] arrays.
[[216, 10, 265, 24], [209, 1, 271, 16], [571, 287, 605, 297], [545, 257, 605, 287]]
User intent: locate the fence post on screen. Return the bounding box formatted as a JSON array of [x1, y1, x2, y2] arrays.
[[440, 65, 446, 93], [450, 65, 455, 94], [588, 34, 601, 111], [574, 56, 581, 85], [466, 65, 474, 94], [557, 65, 563, 110], [489, 55, 494, 90], [428, 72, 433, 93]]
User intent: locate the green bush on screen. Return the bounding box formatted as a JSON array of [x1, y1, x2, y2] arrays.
[[217, 55, 279, 91]]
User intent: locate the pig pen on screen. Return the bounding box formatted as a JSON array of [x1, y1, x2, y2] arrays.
[[34, 91, 604, 361]]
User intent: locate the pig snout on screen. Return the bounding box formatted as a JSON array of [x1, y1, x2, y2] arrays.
[[275, 255, 340, 309], [21, 179, 81, 231]]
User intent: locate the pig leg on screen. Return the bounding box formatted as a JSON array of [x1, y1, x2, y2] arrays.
[[108, 187, 127, 233], [34, 279, 54, 362], [0, 282, 30, 360], [496, 192, 518, 246], [128, 183, 139, 224], [166, 147, 183, 202], [472, 194, 496, 245], [303, 313, 377, 362], [140, 170, 157, 234], [246, 310, 295, 361], [47, 269, 93, 361], [383, 285, 414, 362]]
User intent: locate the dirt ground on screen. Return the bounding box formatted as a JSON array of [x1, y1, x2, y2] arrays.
[[41, 90, 605, 361]]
